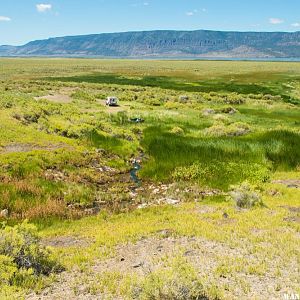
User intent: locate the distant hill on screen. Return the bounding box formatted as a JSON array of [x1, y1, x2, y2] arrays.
[[1, 30, 300, 58]]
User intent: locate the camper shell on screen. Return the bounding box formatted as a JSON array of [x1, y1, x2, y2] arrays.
[[106, 96, 119, 106]]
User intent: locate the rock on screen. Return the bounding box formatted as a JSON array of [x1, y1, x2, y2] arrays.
[[179, 95, 189, 103], [137, 203, 148, 209], [129, 191, 137, 198], [202, 108, 215, 116], [223, 212, 229, 219], [157, 245, 163, 252], [152, 188, 160, 194], [0, 209, 8, 218], [221, 107, 238, 114], [165, 198, 180, 205], [184, 250, 194, 256], [132, 262, 143, 268], [95, 148, 106, 154], [84, 207, 100, 215]]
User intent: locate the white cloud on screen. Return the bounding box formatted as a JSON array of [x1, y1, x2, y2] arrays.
[[0, 16, 11, 22], [186, 9, 198, 16], [131, 2, 149, 7], [269, 18, 284, 25], [291, 22, 300, 27], [36, 3, 52, 13], [186, 8, 206, 16], [186, 11, 194, 16]]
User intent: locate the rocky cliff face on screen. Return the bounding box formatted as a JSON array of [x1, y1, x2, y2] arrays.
[[1, 30, 300, 58]]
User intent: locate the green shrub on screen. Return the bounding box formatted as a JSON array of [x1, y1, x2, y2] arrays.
[[71, 90, 96, 102], [131, 255, 214, 300], [204, 122, 251, 137], [0, 221, 61, 276], [0, 255, 18, 285], [170, 126, 184, 136], [227, 122, 251, 136], [227, 181, 263, 209], [144, 98, 162, 106], [212, 114, 230, 124]]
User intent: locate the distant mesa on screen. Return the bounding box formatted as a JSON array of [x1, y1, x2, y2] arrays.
[[1, 29, 300, 58]]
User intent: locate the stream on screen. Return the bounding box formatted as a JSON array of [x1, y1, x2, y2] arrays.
[[130, 160, 142, 186]]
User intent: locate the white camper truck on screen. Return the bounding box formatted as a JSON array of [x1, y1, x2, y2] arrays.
[[106, 96, 119, 106]]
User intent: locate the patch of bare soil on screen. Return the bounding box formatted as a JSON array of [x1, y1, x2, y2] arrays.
[[35, 93, 72, 104], [27, 236, 299, 300], [98, 100, 129, 114], [280, 206, 300, 213], [284, 216, 300, 223], [0, 143, 71, 154], [272, 179, 300, 188]]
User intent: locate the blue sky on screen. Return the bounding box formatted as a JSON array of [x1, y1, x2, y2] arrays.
[[1, 0, 300, 45]]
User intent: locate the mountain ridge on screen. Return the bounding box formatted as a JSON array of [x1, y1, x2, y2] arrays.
[[1, 29, 300, 58]]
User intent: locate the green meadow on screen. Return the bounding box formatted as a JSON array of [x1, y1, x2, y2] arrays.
[[0, 58, 299, 299]]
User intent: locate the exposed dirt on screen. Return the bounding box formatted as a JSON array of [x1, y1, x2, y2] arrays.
[[98, 100, 130, 114], [281, 206, 300, 213], [0, 143, 71, 154], [272, 179, 300, 188], [27, 235, 299, 300], [35, 93, 72, 104], [284, 216, 300, 224], [281, 206, 300, 224]]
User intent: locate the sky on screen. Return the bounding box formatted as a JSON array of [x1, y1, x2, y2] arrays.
[[0, 0, 300, 45]]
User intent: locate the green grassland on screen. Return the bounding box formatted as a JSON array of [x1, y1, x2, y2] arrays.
[[0, 58, 299, 299]]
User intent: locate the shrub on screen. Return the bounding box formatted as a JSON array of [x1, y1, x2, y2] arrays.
[[204, 122, 251, 137], [227, 181, 263, 209], [202, 108, 215, 116], [227, 122, 251, 136], [212, 114, 230, 124], [170, 126, 184, 136], [71, 90, 96, 102], [220, 107, 238, 114], [164, 101, 184, 110], [0, 221, 61, 276], [0, 255, 17, 285], [131, 255, 213, 300], [144, 98, 162, 106], [223, 94, 246, 104]]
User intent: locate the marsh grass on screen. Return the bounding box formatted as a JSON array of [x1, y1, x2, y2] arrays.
[[141, 126, 300, 188], [86, 129, 137, 157], [49, 73, 299, 104]]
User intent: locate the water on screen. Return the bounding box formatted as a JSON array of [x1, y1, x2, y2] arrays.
[[91, 56, 300, 62], [130, 161, 142, 186], [18, 54, 300, 62], [137, 56, 300, 62]]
